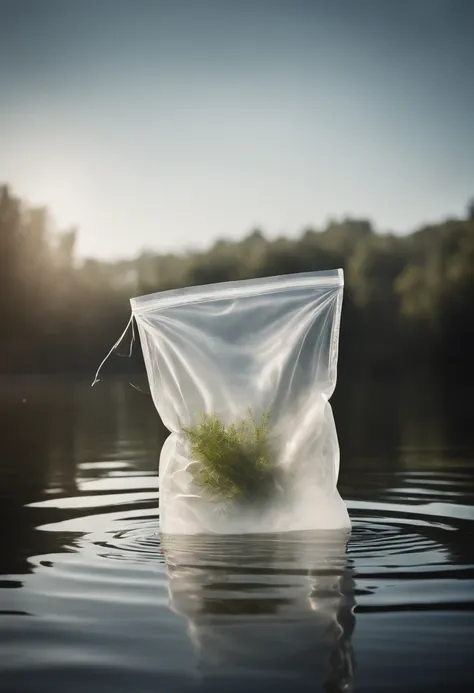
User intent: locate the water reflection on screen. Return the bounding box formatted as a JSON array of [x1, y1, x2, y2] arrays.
[[162, 530, 355, 692], [0, 378, 473, 693], [0, 377, 164, 580]]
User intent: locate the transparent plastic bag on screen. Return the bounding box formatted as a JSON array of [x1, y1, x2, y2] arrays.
[[131, 269, 350, 534]]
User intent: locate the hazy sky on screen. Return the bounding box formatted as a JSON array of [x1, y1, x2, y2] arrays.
[[1, 0, 473, 259]]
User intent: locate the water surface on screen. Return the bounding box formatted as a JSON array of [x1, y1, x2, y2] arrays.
[[0, 377, 473, 692]]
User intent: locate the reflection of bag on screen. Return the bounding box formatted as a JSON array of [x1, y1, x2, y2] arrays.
[[162, 531, 355, 688], [131, 269, 350, 534]]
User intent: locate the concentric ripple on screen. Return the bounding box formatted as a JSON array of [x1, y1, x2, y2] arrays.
[[93, 517, 162, 564], [2, 463, 474, 693]]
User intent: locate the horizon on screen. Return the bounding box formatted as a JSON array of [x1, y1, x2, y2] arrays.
[[16, 193, 474, 263], [2, 0, 473, 260]]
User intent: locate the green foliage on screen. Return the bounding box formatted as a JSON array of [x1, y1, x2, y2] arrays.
[[182, 410, 280, 506], [1, 182, 473, 378]]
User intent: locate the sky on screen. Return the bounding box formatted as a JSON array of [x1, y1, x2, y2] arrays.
[[1, 0, 473, 259]]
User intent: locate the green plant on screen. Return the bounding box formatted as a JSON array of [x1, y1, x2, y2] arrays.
[[182, 409, 280, 506]]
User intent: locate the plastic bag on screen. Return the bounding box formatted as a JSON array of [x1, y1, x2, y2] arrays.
[[131, 269, 350, 534]]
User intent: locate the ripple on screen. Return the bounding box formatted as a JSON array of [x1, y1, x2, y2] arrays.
[[3, 476, 474, 693], [29, 487, 473, 576], [93, 519, 162, 564], [13, 470, 474, 629]]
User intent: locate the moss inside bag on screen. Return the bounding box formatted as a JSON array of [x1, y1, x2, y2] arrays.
[[131, 269, 350, 534]]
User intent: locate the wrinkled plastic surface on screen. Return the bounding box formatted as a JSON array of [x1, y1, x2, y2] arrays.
[[131, 269, 350, 534]]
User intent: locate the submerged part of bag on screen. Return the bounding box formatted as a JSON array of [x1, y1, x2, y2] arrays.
[[131, 269, 350, 534]]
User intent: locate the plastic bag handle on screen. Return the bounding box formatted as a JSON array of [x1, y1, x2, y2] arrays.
[[91, 313, 135, 386]]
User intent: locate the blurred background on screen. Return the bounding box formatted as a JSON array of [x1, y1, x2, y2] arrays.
[[0, 0, 473, 379]]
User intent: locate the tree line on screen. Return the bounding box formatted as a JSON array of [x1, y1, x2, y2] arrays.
[[1, 184, 473, 379]]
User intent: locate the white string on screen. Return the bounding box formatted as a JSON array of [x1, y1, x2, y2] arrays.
[[91, 314, 134, 387], [128, 314, 136, 357]]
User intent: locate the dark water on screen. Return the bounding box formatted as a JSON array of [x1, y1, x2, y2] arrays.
[[0, 377, 473, 693]]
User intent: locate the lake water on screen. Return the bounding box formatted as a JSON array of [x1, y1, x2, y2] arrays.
[[0, 377, 473, 693]]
